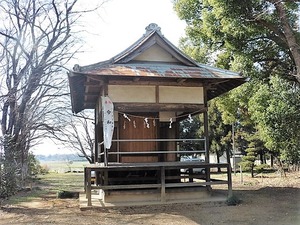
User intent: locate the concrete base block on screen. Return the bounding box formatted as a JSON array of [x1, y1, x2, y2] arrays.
[[80, 187, 227, 209]]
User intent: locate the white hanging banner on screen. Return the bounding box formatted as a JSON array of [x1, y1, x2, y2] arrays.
[[102, 96, 114, 149]]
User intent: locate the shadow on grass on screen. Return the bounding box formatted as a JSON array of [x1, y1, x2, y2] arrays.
[[1, 205, 51, 216], [2, 173, 299, 225], [89, 187, 300, 225]]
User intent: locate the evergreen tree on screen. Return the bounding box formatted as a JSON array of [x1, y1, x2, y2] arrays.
[[249, 76, 300, 167], [206, 100, 232, 169], [174, 0, 300, 83], [173, 0, 300, 170], [179, 115, 203, 155]]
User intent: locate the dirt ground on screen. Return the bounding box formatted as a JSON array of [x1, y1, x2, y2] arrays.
[[0, 172, 299, 225]]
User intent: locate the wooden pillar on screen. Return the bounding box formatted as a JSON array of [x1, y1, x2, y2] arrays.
[[188, 168, 193, 182], [203, 87, 210, 186], [203, 110, 211, 187], [94, 109, 98, 163], [84, 167, 87, 193], [86, 168, 92, 206], [160, 166, 166, 202], [203, 110, 210, 163], [226, 145, 233, 198]]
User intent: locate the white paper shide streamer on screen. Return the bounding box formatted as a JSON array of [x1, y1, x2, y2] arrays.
[[102, 96, 114, 149]]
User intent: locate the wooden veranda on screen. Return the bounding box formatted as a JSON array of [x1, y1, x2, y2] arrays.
[[81, 138, 233, 207], [83, 161, 232, 207]]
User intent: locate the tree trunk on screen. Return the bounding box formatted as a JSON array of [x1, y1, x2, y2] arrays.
[[251, 164, 254, 178], [274, 1, 300, 83], [260, 152, 264, 164], [217, 151, 221, 172], [270, 154, 274, 167]]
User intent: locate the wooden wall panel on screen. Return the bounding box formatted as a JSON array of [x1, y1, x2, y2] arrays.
[[119, 114, 158, 163], [108, 85, 156, 103], [159, 86, 204, 104], [159, 122, 177, 162]]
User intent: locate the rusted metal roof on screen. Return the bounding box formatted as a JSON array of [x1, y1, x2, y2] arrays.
[[81, 63, 241, 79], [68, 66, 246, 113], [68, 23, 247, 113]]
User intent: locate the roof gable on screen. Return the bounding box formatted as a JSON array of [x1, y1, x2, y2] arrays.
[[112, 23, 197, 66], [132, 44, 180, 63]]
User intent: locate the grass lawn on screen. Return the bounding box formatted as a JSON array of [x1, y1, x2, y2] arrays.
[[40, 161, 88, 173], [38, 172, 84, 192], [5, 172, 84, 205]]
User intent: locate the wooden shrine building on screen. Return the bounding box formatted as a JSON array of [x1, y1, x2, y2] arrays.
[[68, 23, 247, 207]]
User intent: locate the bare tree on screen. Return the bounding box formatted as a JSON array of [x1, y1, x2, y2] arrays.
[[0, 0, 98, 196], [58, 111, 95, 163]]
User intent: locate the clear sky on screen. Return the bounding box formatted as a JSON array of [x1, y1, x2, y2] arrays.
[[71, 0, 187, 66], [33, 0, 187, 155]]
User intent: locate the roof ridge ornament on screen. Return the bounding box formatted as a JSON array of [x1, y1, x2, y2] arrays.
[[73, 64, 81, 72], [145, 23, 161, 34]]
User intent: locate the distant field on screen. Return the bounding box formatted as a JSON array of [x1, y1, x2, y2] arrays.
[[40, 161, 88, 173]]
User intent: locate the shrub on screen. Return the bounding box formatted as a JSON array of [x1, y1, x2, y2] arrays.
[[57, 190, 79, 199], [255, 164, 269, 174], [226, 195, 241, 206]]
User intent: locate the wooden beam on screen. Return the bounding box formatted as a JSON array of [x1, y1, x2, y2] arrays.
[[84, 81, 103, 87], [84, 93, 99, 97], [108, 79, 204, 87], [83, 103, 96, 109], [177, 78, 187, 84], [93, 183, 161, 190], [114, 103, 205, 112], [118, 38, 157, 63]]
